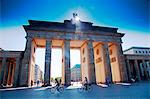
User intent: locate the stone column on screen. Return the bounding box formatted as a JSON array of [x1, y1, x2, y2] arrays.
[[0, 57, 6, 86], [44, 39, 52, 86], [134, 60, 141, 81], [126, 60, 132, 80], [87, 41, 96, 83], [103, 43, 112, 83], [3, 61, 9, 85], [10, 62, 15, 85], [7, 62, 13, 85], [20, 36, 33, 86], [142, 60, 149, 79], [13, 58, 20, 87], [116, 43, 128, 82], [62, 40, 71, 86]]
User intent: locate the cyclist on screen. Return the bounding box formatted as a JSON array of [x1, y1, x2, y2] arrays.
[[83, 77, 88, 90], [55, 78, 60, 90], [50, 78, 64, 94]]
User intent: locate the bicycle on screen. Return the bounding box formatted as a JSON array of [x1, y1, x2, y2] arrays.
[[50, 85, 64, 94], [78, 84, 93, 92]]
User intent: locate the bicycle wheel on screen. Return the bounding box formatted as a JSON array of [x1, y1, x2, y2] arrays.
[[78, 87, 84, 92], [50, 87, 56, 94], [58, 86, 64, 93], [88, 85, 93, 92]]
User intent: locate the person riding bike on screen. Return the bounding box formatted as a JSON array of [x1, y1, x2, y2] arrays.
[[50, 78, 64, 94], [83, 77, 88, 90], [55, 78, 60, 90]]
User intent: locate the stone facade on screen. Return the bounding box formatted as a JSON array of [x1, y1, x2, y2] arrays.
[[20, 19, 127, 86], [124, 47, 150, 81], [71, 64, 81, 82], [1, 19, 149, 88], [0, 50, 24, 88], [34, 64, 43, 84]]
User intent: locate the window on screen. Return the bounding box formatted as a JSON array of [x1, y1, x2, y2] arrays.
[[135, 51, 138, 53], [139, 51, 141, 53], [142, 51, 144, 53]]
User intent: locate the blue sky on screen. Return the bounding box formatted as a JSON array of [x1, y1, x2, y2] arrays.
[[0, 0, 149, 77], [1, 0, 149, 32]]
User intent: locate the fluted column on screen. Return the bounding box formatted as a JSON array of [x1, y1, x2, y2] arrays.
[[126, 60, 132, 80], [142, 60, 149, 79], [134, 60, 141, 81], [20, 36, 33, 86], [0, 57, 6, 87], [7, 62, 13, 85], [44, 39, 52, 86], [116, 43, 128, 82], [87, 41, 96, 83], [10, 62, 15, 85], [62, 40, 71, 86], [13, 58, 20, 87], [3, 61, 9, 85], [103, 43, 112, 83]]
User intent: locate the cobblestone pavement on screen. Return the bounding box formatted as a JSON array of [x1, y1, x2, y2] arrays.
[[0, 82, 149, 99]]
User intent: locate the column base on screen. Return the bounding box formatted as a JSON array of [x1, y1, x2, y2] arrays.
[[64, 83, 71, 87], [42, 84, 51, 87], [18, 84, 29, 87]]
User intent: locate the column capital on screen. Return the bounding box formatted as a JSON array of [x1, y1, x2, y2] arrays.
[[102, 43, 109, 54], [2, 57, 7, 60], [134, 59, 138, 63], [64, 39, 71, 42], [142, 59, 146, 62], [15, 57, 20, 62], [102, 42, 109, 45], [45, 39, 52, 49], [62, 40, 70, 47], [25, 36, 32, 40], [115, 42, 123, 47], [46, 39, 52, 42], [126, 59, 130, 62], [88, 40, 94, 42]]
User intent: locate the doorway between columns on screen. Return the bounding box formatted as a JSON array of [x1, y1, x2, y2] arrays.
[[35, 48, 81, 86]]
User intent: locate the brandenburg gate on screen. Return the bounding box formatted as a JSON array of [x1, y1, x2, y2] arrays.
[[19, 17, 128, 86]]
